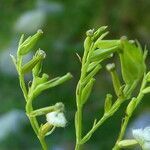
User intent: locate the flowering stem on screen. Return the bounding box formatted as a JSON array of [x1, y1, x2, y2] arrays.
[[81, 97, 123, 144], [113, 74, 147, 150], [80, 80, 138, 145], [19, 74, 47, 149], [12, 30, 72, 150]]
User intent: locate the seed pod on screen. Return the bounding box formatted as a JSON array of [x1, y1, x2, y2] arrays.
[[18, 29, 43, 55]]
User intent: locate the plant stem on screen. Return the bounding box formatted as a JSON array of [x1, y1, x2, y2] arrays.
[[38, 135, 48, 150], [113, 75, 147, 150], [81, 81, 137, 145], [19, 73, 47, 149], [75, 106, 83, 150], [81, 97, 123, 144]]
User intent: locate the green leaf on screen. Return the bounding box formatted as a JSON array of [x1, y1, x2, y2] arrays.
[[119, 38, 145, 85]]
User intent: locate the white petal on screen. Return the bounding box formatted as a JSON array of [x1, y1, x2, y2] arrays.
[[132, 129, 144, 142], [46, 111, 67, 127], [143, 142, 150, 150], [143, 127, 150, 141]]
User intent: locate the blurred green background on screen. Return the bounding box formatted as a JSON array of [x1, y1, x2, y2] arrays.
[[0, 0, 150, 149]]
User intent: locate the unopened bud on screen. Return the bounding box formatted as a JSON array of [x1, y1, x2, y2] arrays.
[[18, 29, 43, 55], [21, 49, 46, 74]]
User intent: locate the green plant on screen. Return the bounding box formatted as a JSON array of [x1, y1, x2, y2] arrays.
[[10, 30, 72, 150], [11, 27, 149, 150], [74, 27, 149, 150]]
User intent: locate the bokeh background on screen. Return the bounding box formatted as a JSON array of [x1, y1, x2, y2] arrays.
[[0, 0, 150, 149]]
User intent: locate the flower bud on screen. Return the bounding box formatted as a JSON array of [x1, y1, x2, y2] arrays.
[[81, 78, 95, 105], [21, 49, 46, 74], [91, 46, 118, 61], [118, 139, 138, 148], [104, 94, 112, 113], [18, 29, 43, 55], [126, 98, 136, 116], [106, 63, 122, 97], [142, 87, 150, 94], [92, 26, 108, 41]]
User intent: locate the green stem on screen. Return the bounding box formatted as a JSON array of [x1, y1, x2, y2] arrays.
[[19, 73, 47, 149], [75, 40, 94, 150], [38, 135, 48, 150], [75, 105, 83, 150], [26, 97, 48, 150], [81, 97, 123, 144], [19, 73, 28, 100], [113, 75, 147, 150], [81, 82, 136, 145]]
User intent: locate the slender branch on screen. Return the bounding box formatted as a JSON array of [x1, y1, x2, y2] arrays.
[[113, 75, 147, 150]]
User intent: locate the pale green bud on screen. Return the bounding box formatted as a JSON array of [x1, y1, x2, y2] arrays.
[[106, 63, 122, 97], [104, 94, 112, 113], [118, 139, 138, 148], [142, 87, 150, 94], [18, 29, 43, 55], [126, 98, 136, 116], [21, 49, 46, 74], [32, 73, 72, 98], [81, 78, 95, 105], [91, 46, 118, 61]]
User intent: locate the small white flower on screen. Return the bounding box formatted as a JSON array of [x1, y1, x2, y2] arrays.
[[46, 111, 67, 127], [132, 127, 150, 150]]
